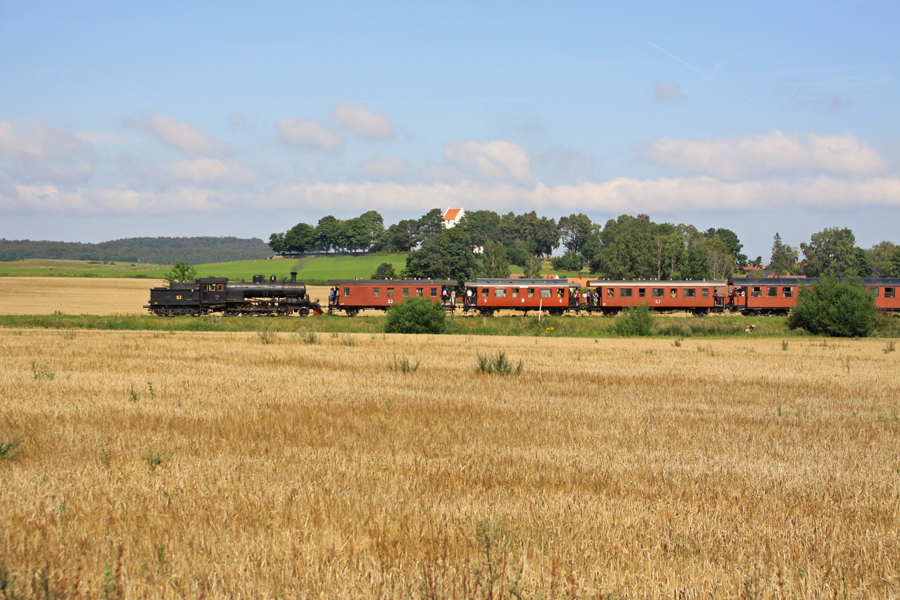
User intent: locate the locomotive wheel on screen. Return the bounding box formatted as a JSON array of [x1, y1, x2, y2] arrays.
[[298, 307, 309, 317]]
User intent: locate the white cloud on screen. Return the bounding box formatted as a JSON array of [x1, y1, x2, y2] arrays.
[[654, 82, 684, 103], [356, 156, 410, 179], [3, 175, 898, 217], [269, 176, 900, 214], [276, 118, 342, 152], [639, 131, 887, 179], [139, 112, 230, 156], [0, 120, 95, 185], [444, 140, 534, 184], [331, 103, 395, 141], [1, 184, 229, 215], [154, 158, 257, 186]]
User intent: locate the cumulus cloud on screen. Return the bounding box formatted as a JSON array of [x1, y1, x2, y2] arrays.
[[4, 174, 898, 217], [276, 118, 342, 153], [654, 82, 684, 103], [131, 112, 230, 156], [444, 140, 534, 184], [1, 184, 230, 215], [638, 130, 887, 179], [267, 176, 900, 214], [331, 103, 395, 141], [0, 120, 95, 185], [356, 156, 411, 179]]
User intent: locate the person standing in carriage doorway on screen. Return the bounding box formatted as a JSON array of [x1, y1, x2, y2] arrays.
[[442, 287, 449, 305]]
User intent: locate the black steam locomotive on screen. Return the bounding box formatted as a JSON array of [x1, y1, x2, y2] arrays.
[[145, 272, 321, 317]]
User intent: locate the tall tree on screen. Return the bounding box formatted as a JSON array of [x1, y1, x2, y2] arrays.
[[457, 210, 502, 247], [403, 227, 478, 283], [882, 246, 900, 277], [282, 222, 317, 253], [800, 227, 860, 277], [769, 233, 798, 275], [382, 220, 419, 252], [477, 240, 511, 278], [867, 241, 898, 275], [316, 216, 344, 253], [558, 214, 594, 255], [417, 209, 445, 245], [704, 228, 747, 267]]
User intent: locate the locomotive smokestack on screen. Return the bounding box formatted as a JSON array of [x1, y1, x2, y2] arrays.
[[290, 271, 297, 283]]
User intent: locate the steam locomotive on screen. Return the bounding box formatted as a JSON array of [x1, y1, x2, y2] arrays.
[[145, 272, 322, 317]]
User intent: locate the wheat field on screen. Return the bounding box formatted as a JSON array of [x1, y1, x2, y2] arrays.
[[1, 329, 898, 598]]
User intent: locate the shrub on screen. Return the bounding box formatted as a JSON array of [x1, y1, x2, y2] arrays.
[[788, 277, 877, 337], [475, 351, 523, 376], [384, 297, 446, 334], [613, 304, 654, 336], [0, 436, 23, 461], [371, 262, 397, 280]]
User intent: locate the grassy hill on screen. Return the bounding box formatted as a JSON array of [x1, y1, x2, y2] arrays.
[[0, 253, 586, 283], [0, 254, 411, 283]]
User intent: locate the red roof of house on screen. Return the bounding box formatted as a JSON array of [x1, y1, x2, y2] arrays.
[[443, 208, 462, 221]]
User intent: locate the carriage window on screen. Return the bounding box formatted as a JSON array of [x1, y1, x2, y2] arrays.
[[528, 288, 535, 298], [387, 288, 394, 297], [684, 289, 696, 298], [415, 288, 423, 297], [886, 288, 895, 298], [702, 288, 709, 298], [495, 288, 506, 298], [343, 287, 351, 297], [869, 288, 879, 297], [373, 287, 380, 297], [652, 288, 664, 298], [540, 288, 551, 298], [430, 288, 437, 297], [670, 289, 677, 298], [638, 288, 646, 298], [402, 288, 409, 297], [767, 287, 777, 297], [783, 287, 793, 297], [751, 287, 762, 297], [483, 288, 490, 298], [620, 289, 633, 298], [512, 288, 519, 298], [607, 288, 614, 297]]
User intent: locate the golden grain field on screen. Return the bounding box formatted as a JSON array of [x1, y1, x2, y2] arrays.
[[0, 277, 167, 316], [1, 329, 898, 599]]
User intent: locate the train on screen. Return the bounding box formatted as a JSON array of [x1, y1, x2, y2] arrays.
[[146, 273, 900, 317], [326, 277, 900, 317], [146, 271, 322, 317]]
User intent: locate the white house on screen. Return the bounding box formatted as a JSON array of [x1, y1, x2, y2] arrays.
[[442, 208, 465, 229]]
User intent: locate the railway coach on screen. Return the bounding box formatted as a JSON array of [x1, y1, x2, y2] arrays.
[[587, 280, 729, 315], [728, 277, 900, 314], [462, 278, 580, 316], [326, 279, 456, 316]]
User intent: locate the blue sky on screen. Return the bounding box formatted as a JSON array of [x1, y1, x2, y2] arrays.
[[1, 0, 898, 260]]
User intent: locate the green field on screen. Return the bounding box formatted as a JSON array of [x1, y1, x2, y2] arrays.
[[0, 254, 411, 283]]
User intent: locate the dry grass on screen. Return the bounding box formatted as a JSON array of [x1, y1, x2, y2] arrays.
[[1, 331, 898, 598], [0, 277, 165, 316]]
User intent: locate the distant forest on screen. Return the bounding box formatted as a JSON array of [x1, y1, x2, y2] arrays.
[[0, 237, 272, 265]]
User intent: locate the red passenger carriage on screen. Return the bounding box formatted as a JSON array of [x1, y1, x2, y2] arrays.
[[728, 277, 900, 314], [587, 280, 728, 315], [462, 278, 580, 316], [326, 279, 456, 316]]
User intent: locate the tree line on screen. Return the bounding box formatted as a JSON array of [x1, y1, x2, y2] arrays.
[[272, 210, 900, 282], [0, 237, 272, 264]]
